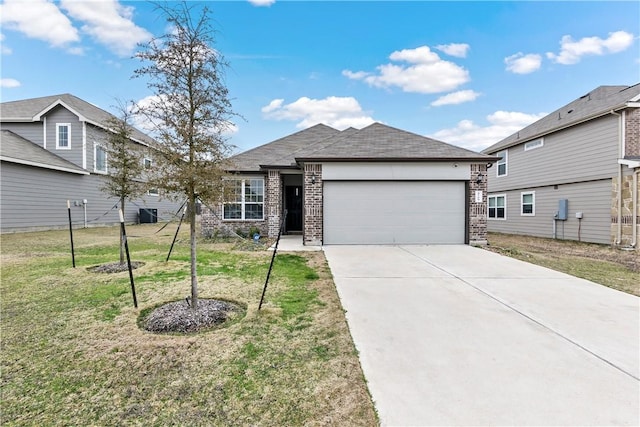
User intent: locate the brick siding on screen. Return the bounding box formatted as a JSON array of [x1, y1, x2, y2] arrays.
[[469, 163, 489, 245], [625, 107, 640, 157], [303, 163, 323, 245], [200, 175, 269, 238]]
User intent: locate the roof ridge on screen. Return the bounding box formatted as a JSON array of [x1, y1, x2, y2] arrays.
[[483, 82, 640, 154]]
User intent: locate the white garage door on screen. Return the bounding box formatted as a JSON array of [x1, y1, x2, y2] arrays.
[[323, 181, 466, 244]]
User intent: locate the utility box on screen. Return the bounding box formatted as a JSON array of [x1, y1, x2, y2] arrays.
[[576, 212, 583, 219], [139, 208, 158, 224], [557, 199, 568, 221]]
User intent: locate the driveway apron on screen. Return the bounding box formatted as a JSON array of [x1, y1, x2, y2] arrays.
[[323, 245, 639, 426]]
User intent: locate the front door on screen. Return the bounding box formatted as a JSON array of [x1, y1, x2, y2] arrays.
[[285, 186, 303, 233]]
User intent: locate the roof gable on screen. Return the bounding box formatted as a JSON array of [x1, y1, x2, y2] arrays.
[[230, 124, 341, 171], [0, 93, 155, 146], [483, 83, 640, 154]]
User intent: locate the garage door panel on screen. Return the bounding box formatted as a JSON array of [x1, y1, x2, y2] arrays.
[[323, 181, 465, 244]]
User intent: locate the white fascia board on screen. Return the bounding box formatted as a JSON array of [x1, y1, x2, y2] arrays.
[[32, 99, 87, 122], [619, 158, 640, 169], [0, 156, 90, 175]]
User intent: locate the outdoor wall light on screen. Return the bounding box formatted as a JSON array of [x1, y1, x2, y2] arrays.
[[311, 174, 316, 184], [476, 175, 483, 184]]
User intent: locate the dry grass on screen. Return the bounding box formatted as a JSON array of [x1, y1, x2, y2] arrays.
[[486, 232, 640, 296], [0, 224, 378, 426]]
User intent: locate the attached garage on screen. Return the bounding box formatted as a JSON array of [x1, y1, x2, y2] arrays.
[[323, 181, 466, 244]]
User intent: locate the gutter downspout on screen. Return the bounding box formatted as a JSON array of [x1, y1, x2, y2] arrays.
[[611, 110, 622, 245]]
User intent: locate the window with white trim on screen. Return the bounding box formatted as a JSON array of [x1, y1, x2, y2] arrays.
[[147, 188, 159, 196], [223, 178, 264, 220], [143, 157, 152, 169], [488, 195, 506, 219], [496, 150, 507, 177], [521, 192, 535, 216], [524, 138, 543, 151], [56, 123, 70, 149], [94, 144, 107, 173]]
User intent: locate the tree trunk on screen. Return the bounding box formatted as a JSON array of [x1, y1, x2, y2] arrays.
[[120, 197, 126, 265], [189, 194, 198, 311]]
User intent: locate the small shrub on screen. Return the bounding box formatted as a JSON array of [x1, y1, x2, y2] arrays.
[[248, 226, 261, 238]]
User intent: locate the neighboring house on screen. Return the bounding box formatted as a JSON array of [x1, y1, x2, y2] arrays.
[[482, 84, 640, 248], [202, 122, 498, 245], [0, 94, 181, 232]]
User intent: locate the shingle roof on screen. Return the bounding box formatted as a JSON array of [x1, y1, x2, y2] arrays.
[[230, 124, 341, 171], [0, 93, 155, 145], [297, 122, 495, 161], [231, 122, 495, 171], [0, 130, 88, 174], [482, 84, 640, 154]]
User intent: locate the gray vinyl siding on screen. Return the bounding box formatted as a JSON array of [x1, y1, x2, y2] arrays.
[[86, 124, 109, 173], [1, 161, 182, 232], [0, 123, 44, 147], [487, 179, 612, 244], [488, 115, 619, 192], [45, 106, 84, 167]]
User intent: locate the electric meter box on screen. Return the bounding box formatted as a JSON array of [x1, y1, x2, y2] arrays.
[[557, 199, 568, 221]]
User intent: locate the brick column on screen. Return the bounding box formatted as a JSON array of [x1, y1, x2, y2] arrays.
[[303, 163, 323, 245], [266, 170, 282, 238], [469, 163, 488, 245], [624, 108, 640, 157]]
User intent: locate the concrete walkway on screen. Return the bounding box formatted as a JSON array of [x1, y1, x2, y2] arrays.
[[324, 245, 639, 426], [269, 235, 321, 251]]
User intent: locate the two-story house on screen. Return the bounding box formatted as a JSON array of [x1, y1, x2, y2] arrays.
[[482, 84, 640, 249], [0, 94, 181, 232]]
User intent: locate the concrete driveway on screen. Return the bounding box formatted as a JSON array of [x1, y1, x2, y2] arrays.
[[323, 245, 639, 426]]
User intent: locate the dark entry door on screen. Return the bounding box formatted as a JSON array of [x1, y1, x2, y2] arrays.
[[285, 186, 303, 232]]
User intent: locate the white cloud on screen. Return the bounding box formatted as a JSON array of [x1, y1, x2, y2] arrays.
[[547, 30, 635, 65], [343, 45, 469, 94], [60, 0, 151, 57], [431, 110, 546, 152], [504, 52, 542, 74], [1, 78, 21, 88], [431, 90, 480, 106], [262, 96, 376, 129], [435, 43, 470, 58], [0, 0, 150, 56], [0, 33, 10, 54], [0, 0, 80, 48], [342, 70, 369, 80], [248, 0, 276, 6]]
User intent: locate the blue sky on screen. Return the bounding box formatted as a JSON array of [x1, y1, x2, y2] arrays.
[[1, 1, 638, 153]]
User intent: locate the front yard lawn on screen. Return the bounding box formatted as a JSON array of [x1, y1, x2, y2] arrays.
[[0, 225, 377, 426], [486, 232, 639, 296]]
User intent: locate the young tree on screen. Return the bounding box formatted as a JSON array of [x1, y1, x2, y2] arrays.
[[101, 101, 147, 264], [133, 2, 235, 310]]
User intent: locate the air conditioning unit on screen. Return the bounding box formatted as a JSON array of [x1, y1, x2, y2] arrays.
[[139, 208, 158, 224]]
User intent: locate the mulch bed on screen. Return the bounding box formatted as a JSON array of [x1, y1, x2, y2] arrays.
[[142, 299, 244, 334], [88, 262, 145, 273]]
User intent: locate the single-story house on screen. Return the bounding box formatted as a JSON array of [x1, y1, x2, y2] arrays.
[[202, 122, 498, 245], [482, 83, 640, 248], [0, 94, 182, 232]]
